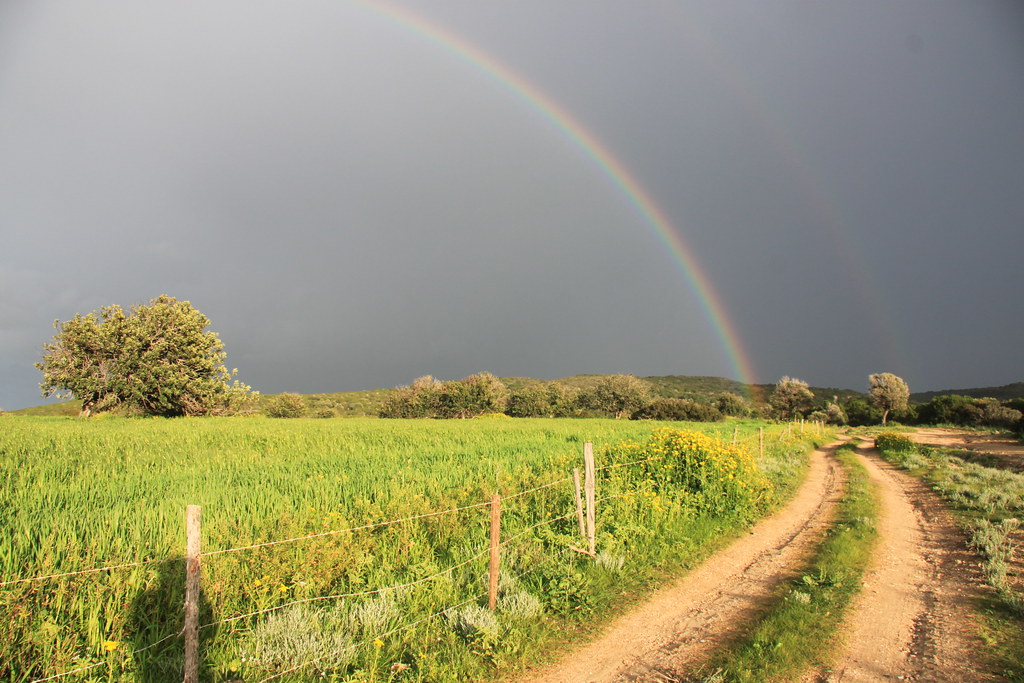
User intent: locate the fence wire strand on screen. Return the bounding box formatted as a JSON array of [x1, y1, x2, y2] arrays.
[[595, 455, 661, 472], [1, 556, 183, 588], [29, 629, 181, 683], [201, 499, 493, 558], [500, 474, 573, 502], [256, 591, 491, 682], [252, 509, 583, 681], [200, 544, 491, 630], [203, 505, 578, 632]]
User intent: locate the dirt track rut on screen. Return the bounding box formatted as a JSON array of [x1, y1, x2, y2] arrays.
[[806, 441, 993, 682], [523, 434, 999, 682], [521, 440, 846, 683]]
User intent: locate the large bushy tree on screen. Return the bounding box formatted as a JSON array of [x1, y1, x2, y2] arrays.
[[37, 295, 254, 417], [868, 372, 910, 426], [588, 374, 652, 419]]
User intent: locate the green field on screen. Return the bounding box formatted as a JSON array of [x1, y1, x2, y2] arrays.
[[0, 416, 824, 682]]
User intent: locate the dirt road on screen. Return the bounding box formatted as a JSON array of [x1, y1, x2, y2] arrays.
[[520, 440, 846, 683], [804, 440, 993, 682], [523, 432, 1000, 682], [911, 427, 1024, 471]]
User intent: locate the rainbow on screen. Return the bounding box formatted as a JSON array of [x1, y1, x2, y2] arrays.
[[355, 0, 758, 389]]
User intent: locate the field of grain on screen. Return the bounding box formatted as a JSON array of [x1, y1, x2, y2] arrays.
[[0, 416, 820, 682]]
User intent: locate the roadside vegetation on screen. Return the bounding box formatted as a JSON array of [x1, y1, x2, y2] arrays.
[[874, 432, 1024, 677], [703, 442, 879, 682], [0, 417, 826, 682]]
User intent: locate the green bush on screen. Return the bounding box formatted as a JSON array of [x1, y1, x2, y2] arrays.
[[265, 392, 306, 418], [841, 398, 883, 426], [714, 392, 750, 417], [506, 384, 551, 417], [631, 398, 723, 422]]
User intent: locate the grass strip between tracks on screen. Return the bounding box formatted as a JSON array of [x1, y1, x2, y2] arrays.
[[703, 441, 879, 682]]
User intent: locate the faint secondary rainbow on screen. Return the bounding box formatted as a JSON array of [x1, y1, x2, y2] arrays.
[[356, 0, 758, 389], [654, 4, 908, 375]]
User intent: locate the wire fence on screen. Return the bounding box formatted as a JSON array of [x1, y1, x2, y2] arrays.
[[12, 422, 824, 682], [3, 422, 822, 589]]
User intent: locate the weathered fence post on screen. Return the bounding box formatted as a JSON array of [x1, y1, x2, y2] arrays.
[[184, 505, 201, 683], [573, 468, 586, 541], [488, 494, 501, 610], [733, 427, 738, 445], [584, 442, 596, 556]]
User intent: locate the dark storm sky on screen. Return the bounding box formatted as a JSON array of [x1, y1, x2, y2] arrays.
[[2, 0, 1023, 410]]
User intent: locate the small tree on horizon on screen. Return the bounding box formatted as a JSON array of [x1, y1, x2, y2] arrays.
[[824, 401, 848, 426], [770, 376, 815, 420], [869, 372, 910, 426]]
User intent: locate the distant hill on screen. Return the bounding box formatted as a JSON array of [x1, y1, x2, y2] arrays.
[[911, 382, 1024, 403], [8, 401, 81, 417]]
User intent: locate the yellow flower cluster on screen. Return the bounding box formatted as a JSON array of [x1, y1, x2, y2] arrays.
[[617, 428, 773, 515]]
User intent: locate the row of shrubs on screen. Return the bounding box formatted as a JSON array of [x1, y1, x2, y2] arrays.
[[262, 376, 1024, 432], [839, 394, 1024, 431], [258, 379, 745, 422], [375, 373, 743, 421]]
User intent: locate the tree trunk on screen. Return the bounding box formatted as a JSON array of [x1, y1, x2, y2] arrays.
[[882, 409, 890, 426]]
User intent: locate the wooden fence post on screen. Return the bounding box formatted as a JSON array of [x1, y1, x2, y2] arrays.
[[573, 468, 586, 541], [488, 494, 501, 611], [733, 427, 738, 445], [584, 442, 596, 556], [184, 505, 201, 683], [759, 427, 764, 459]]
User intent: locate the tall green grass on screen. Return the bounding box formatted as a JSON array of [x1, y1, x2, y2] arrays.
[[1, 417, 822, 681]]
